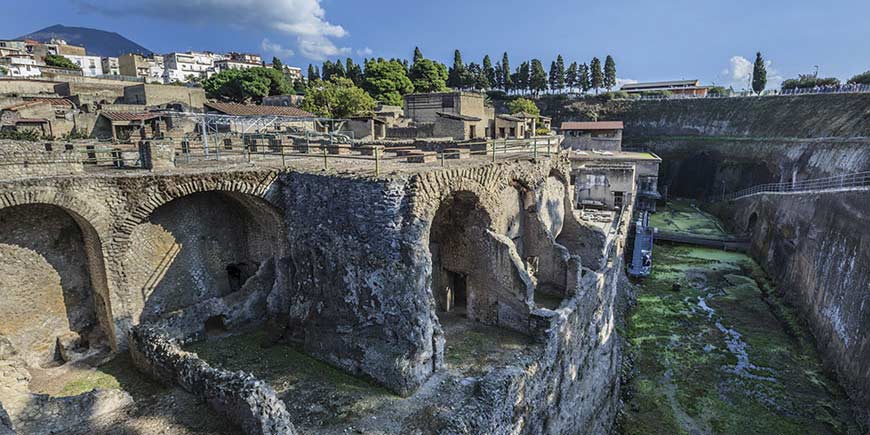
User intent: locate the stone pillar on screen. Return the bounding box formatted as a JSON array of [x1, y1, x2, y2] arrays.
[[138, 141, 176, 171]]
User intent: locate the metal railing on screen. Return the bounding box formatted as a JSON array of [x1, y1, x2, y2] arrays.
[[725, 171, 870, 201], [175, 136, 563, 177]]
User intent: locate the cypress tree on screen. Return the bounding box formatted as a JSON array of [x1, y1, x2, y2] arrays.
[[447, 50, 466, 89], [413, 47, 424, 64], [549, 61, 558, 94], [752, 52, 767, 94], [604, 55, 616, 91], [502, 52, 513, 92], [566, 62, 578, 92], [555, 55, 566, 93], [307, 64, 319, 82], [271, 57, 283, 72], [482, 55, 495, 90], [530, 59, 548, 96], [590, 57, 603, 93], [579, 63, 590, 93]]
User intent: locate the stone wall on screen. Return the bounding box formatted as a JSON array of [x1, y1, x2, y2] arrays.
[[715, 192, 870, 428], [128, 326, 295, 435], [0, 142, 83, 180]]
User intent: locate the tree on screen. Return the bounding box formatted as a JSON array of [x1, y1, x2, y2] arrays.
[[293, 78, 307, 95], [494, 62, 505, 90], [752, 52, 767, 94], [482, 55, 495, 90], [465, 62, 484, 90], [579, 63, 590, 93], [566, 62, 578, 92], [322, 60, 334, 81], [513, 61, 530, 94], [501, 52, 513, 92], [334, 58, 346, 78], [363, 59, 414, 106], [848, 71, 870, 85], [413, 47, 424, 64], [44, 54, 80, 70], [529, 59, 548, 96], [590, 57, 603, 93], [302, 77, 376, 118], [409, 58, 448, 92], [781, 74, 840, 90], [604, 55, 616, 91], [307, 64, 320, 82], [202, 67, 291, 103], [345, 58, 364, 86], [507, 97, 540, 116], [271, 57, 283, 72], [553, 55, 566, 93], [447, 50, 466, 89]]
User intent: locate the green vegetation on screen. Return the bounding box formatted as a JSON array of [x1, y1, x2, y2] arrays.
[[443, 322, 532, 371], [590, 57, 603, 94], [604, 55, 617, 91], [409, 58, 448, 93], [44, 54, 80, 70], [752, 52, 767, 94], [202, 67, 292, 103], [508, 97, 540, 116], [648, 199, 731, 238], [362, 58, 414, 106], [53, 353, 164, 400], [847, 71, 870, 85], [621, 203, 860, 435], [0, 129, 41, 141], [781, 74, 841, 90], [301, 77, 376, 118]]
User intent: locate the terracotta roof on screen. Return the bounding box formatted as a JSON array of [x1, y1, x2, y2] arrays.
[[205, 102, 314, 117], [497, 114, 525, 122], [26, 97, 75, 108], [560, 121, 624, 131], [436, 112, 481, 122], [100, 111, 162, 122]]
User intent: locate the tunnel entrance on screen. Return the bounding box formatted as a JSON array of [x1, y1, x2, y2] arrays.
[[440, 270, 468, 314], [0, 204, 112, 366]]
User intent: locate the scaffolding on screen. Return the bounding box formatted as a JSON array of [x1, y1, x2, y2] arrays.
[[162, 111, 351, 157]]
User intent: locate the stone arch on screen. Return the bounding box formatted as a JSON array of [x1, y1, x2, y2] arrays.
[[0, 202, 116, 366], [747, 211, 759, 234], [427, 188, 533, 332], [122, 187, 286, 325]]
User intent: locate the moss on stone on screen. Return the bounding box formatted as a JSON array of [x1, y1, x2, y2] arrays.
[[620, 241, 861, 435]]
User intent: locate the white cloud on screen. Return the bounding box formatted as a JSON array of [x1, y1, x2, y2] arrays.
[[72, 0, 348, 60], [356, 47, 373, 57], [721, 55, 784, 90], [261, 38, 294, 58]]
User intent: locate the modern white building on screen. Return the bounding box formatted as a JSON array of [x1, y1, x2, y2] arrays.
[[0, 55, 41, 77], [62, 54, 104, 77], [214, 58, 261, 72], [101, 57, 120, 76], [162, 51, 224, 83]]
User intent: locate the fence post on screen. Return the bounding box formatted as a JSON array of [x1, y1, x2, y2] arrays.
[[533, 140, 538, 159], [440, 151, 445, 167], [547, 137, 552, 157], [491, 140, 496, 162], [374, 146, 380, 177], [323, 148, 328, 170], [280, 142, 286, 168]]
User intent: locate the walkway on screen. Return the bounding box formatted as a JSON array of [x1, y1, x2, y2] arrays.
[[726, 171, 870, 201]]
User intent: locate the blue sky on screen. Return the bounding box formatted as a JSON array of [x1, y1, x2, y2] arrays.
[[4, 0, 870, 90]]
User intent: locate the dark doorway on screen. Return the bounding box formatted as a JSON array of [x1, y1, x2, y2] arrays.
[[446, 270, 468, 313]]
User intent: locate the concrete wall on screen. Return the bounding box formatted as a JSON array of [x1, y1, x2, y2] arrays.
[[123, 84, 206, 109], [0, 79, 57, 95]]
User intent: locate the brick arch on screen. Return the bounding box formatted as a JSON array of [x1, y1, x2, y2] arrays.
[[0, 189, 111, 239], [0, 193, 119, 351], [113, 172, 281, 252]]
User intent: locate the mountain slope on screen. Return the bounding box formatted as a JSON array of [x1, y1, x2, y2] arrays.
[[17, 24, 152, 57]]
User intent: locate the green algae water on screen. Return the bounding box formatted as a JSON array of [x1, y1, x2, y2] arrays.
[[621, 207, 860, 435]]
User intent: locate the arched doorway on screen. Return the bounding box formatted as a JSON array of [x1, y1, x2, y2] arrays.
[[0, 204, 113, 366], [124, 191, 284, 324]]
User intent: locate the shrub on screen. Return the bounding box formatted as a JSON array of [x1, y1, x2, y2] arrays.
[[781, 74, 840, 90], [847, 71, 870, 85]]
